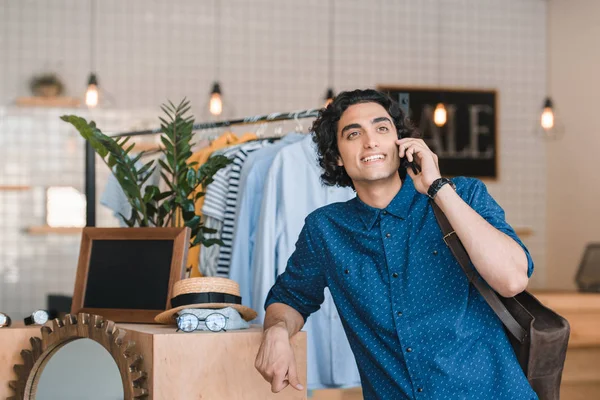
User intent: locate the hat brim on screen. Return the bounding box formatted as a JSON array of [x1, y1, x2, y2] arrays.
[[155, 302, 258, 324]]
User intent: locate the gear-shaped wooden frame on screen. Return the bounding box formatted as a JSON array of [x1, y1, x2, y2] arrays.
[[8, 313, 148, 399]]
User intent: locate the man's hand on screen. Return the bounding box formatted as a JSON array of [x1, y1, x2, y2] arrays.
[[396, 138, 442, 194], [255, 322, 304, 393]]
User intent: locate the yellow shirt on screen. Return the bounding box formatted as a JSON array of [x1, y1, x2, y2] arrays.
[[187, 132, 258, 277]]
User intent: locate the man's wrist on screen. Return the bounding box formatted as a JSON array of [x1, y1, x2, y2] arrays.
[[427, 177, 456, 200], [264, 321, 290, 337], [433, 183, 457, 206]]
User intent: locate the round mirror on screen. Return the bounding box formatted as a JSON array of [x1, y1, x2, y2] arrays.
[[34, 338, 123, 400], [9, 313, 147, 399]]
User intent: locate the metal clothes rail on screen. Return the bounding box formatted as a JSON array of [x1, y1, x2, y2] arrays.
[[85, 109, 321, 226]]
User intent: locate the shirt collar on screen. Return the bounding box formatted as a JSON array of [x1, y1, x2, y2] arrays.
[[352, 174, 418, 230]]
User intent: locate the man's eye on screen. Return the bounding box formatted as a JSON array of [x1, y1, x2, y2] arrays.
[[347, 132, 358, 139], [378, 126, 389, 132]]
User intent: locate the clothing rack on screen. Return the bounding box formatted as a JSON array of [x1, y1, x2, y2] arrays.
[[85, 108, 321, 226]]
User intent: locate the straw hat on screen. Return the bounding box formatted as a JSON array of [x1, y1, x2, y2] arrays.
[[155, 277, 257, 324]]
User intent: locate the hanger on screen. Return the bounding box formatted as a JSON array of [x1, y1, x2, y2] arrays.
[[293, 111, 305, 133]]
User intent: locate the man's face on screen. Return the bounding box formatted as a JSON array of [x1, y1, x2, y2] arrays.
[[336, 102, 401, 188]]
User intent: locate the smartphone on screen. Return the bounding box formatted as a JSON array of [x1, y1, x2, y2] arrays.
[[400, 156, 421, 175], [397, 127, 421, 175]]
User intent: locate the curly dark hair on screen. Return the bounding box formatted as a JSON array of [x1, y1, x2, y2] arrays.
[[311, 89, 420, 189]]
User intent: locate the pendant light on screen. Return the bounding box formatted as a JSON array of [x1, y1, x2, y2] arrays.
[[209, 82, 222, 116], [536, 5, 564, 140], [209, 0, 224, 117], [85, 0, 98, 108], [323, 0, 335, 108], [434, 1, 447, 127], [433, 103, 447, 127]]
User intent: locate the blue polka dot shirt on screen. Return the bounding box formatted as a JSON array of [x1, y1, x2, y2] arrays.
[[265, 175, 538, 399]]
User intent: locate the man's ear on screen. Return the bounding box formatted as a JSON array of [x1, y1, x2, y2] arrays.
[[337, 156, 344, 167]]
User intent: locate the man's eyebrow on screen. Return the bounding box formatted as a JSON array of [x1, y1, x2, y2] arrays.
[[340, 123, 362, 137], [340, 117, 392, 137], [372, 117, 392, 125]]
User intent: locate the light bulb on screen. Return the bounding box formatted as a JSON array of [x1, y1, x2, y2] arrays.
[[209, 82, 223, 116], [434, 103, 447, 127], [541, 108, 554, 130], [540, 98, 554, 130], [85, 73, 99, 108], [324, 88, 335, 108], [535, 97, 564, 140]]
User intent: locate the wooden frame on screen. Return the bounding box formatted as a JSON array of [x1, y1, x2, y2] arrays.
[[377, 85, 499, 182], [9, 313, 147, 400], [71, 227, 190, 324]]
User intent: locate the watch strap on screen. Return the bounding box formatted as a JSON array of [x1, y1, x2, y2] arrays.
[[427, 177, 455, 200], [24, 315, 34, 325]]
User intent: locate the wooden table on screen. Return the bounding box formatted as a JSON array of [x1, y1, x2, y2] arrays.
[[0, 323, 306, 400]]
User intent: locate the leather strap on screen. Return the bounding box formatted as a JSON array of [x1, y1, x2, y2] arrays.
[[431, 201, 528, 343]]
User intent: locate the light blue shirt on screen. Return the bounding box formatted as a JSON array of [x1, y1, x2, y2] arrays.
[[251, 134, 361, 390], [100, 158, 160, 226], [229, 133, 304, 305]]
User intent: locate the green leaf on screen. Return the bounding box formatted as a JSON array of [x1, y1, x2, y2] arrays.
[[143, 185, 160, 203], [194, 191, 206, 200], [184, 215, 201, 230], [186, 169, 196, 188]]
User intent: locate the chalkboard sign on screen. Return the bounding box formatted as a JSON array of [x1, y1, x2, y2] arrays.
[[379, 86, 497, 179], [575, 243, 600, 292], [71, 227, 190, 323]]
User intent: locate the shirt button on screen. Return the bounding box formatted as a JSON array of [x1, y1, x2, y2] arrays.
[[397, 311, 403, 317], [406, 347, 413, 353], [344, 269, 350, 274], [433, 250, 438, 256], [417, 388, 423, 393], [392, 272, 398, 278], [382, 210, 388, 215], [385, 233, 391, 238]]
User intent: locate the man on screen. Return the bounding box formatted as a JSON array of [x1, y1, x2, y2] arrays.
[[255, 89, 536, 399]]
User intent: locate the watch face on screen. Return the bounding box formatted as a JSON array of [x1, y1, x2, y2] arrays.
[[205, 313, 227, 332], [177, 313, 198, 333], [32, 310, 49, 325], [0, 314, 6, 326]]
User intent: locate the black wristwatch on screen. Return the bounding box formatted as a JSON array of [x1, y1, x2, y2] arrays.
[[427, 177, 456, 200], [24, 309, 49, 326]]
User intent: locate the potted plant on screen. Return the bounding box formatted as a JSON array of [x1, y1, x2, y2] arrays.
[[30, 73, 64, 97], [61, 99, 231, 275]]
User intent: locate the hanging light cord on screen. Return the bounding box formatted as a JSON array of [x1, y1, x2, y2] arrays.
[[328, 0, 334, 90], [437, 0, 441, 87], [545, 1, 550, 99], [90, 0, 96, 73], [215, 0, 221, 81]]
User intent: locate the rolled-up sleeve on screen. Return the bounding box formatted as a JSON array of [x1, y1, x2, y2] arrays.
[[465, 178, 534, 278], [264, 217, 327, 322]]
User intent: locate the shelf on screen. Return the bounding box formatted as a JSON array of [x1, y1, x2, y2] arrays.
[[15, 96, 81, 108], [0, 185, 31, 191], [514, 227, 533, 237], [26, 226, 83, 235]]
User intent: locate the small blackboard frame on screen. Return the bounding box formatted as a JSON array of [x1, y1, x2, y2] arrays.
[[71, 227, 190, 323]]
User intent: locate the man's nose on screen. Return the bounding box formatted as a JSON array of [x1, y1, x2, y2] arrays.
[[363, 130, 380, 149]]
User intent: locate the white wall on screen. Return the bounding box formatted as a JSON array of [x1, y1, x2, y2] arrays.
[[0, 0, 548, 317], [546, 0, 600, 290]]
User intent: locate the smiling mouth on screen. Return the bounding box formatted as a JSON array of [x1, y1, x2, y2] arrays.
[[361, 154, 386, 163]]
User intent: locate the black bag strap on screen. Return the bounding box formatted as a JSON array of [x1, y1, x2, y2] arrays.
[[430, 201, 528, 343]]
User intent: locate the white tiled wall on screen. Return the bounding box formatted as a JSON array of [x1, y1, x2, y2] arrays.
[[0, 0, 547, 318]]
